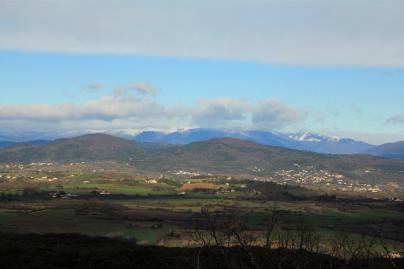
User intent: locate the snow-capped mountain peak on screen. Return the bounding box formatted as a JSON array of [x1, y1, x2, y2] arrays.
[[288, 132, 341, 143], [132, 128, 373, 155]]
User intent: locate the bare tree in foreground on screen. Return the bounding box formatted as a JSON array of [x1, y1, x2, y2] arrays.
[[191, 206, 403, 269]]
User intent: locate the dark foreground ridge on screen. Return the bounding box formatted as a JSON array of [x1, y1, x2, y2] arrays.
[[0, 233, 402, 269]]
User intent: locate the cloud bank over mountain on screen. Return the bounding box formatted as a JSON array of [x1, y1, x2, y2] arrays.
[[0, 86, 306, 134]]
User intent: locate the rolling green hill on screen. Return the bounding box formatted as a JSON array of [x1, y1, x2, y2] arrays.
[[0, 133, 144, 163], [139, 138, 404, 182], [0, 134, 403, 183]]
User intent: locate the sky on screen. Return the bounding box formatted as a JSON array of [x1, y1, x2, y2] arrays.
[[1, 0, 404, 144]]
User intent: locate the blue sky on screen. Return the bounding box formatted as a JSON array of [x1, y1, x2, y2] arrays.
[[2, 50, 404, 144], [1, 0, 404, 144]]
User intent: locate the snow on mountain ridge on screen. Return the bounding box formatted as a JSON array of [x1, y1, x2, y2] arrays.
[[288, 132, 341, 143]]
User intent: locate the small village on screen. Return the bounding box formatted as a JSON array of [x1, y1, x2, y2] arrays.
[[252, 166, 385, 194], [0, 162, 401, 197]]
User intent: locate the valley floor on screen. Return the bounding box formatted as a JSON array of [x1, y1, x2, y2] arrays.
[[1, 161, 404, 266]]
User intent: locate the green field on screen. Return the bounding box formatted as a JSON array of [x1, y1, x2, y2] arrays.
[[64, 182, 176, 196], [1, 192, 404, 249], [0, 208, 170, 244], [1, 165, 404, 253]]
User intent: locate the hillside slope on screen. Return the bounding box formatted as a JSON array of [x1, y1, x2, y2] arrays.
[[138, 138, 404, 182], [0, 134, 402, 183], [365, 141, 404, 159], [0, 134, 144, 162], [0, 140, 50, 149]]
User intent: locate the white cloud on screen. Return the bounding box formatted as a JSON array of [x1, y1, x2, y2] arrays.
[[252, 99, 307, 129], [0, 90, 162, 122], [191, 97, 306, 129], [192, 98, 251, 128], [0, 89, 306, 133], [130, 81, 157, 95], [0, 0, 403, 67]]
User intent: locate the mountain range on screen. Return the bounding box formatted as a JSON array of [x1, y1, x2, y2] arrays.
[[0, 133, 403, 184], [133, 128, 373, 154], [365, 141, 404, 159], [1, 129, 403, 159]]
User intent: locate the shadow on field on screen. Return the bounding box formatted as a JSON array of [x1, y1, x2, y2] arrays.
[[0, 233, 402, 269]]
